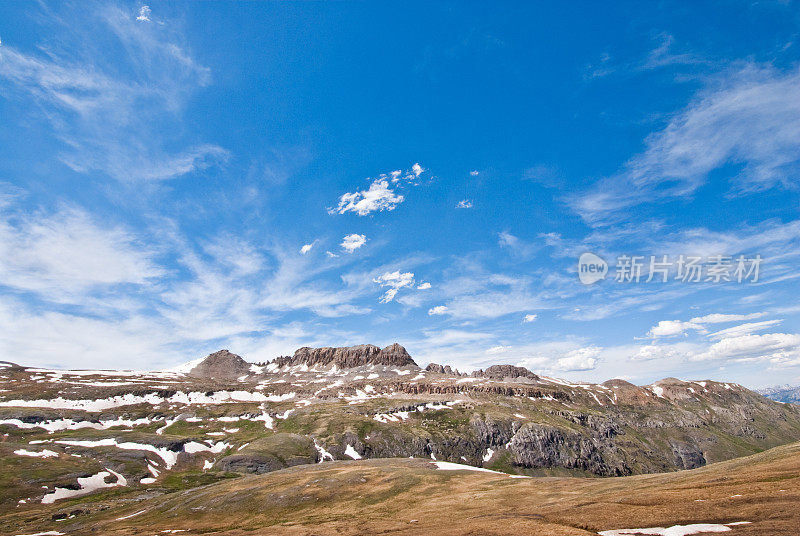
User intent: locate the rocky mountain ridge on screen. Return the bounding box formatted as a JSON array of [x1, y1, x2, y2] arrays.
[[274, 342, 417, 369]]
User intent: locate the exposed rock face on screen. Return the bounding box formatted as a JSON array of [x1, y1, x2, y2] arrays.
[[509, 423, 627, 476], [188, 350, 250, 380], [671, 441, 706, 469], [473, 365, 539, 381], [426, 363, 456, 375], [216, 434, 317, 474], [273, 343, 417, 369]]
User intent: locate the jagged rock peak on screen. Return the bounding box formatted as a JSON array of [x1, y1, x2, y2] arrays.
[[189, 349, 251, 380], [275, 343, 417, 369], [425, 363, 464, 376], [426, 363, 453, 374], [473, 364, 539, 381]]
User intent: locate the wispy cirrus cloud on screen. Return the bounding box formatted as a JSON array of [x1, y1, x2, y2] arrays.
[[572, 64, 800, 223], [0, 205, 163, 302], [0, 2, 227, 182]]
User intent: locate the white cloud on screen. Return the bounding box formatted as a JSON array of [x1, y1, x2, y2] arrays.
[[428, 305, 448, 316], [417, 282, 431, 290], [555, 347, 600, 371], [497, 231, 537, 257], [455, 199, 473, 209], [523, 314, 538, 323], [498, 232, 518, 249], [707, 320, 783, 340], [333, 180, 404, 216], [136, 5, 151, 22], [573, 64, 800, 223], [690, 312, 765, 324], [439, 289, 545, 320], [486, 345, 510, 355], [300, 243, 314, 255], [647, 312, 767, 338], [692, 333, 800, 363], [0, 206, 163, 301], [648, 319, 702, 338], [419, 328, 492, 346], [631, 344, 685, 361], [373, 271, 415, 303], [469, 170, 479, 176], [340, 233, 367, 253], [331, 165, 427, 216]]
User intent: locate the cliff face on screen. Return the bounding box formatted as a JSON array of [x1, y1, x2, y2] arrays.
[[473, 365, 539, 381], [273, 343, 418, 369]]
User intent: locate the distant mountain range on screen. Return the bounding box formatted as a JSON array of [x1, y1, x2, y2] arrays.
[[758, 384, 800, 404]]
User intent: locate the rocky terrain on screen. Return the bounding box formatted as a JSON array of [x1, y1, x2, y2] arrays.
[[1, 344, 800, 534]]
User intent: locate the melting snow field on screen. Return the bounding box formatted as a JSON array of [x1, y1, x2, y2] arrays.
[[53, 438, 229, 469], [14, 449, 59, 458], [41, 469, 126, 504], [314, 440, 334, 462], [0, 390, 295, 412], [598, 522, 751, 536], [430, 461, 530, 478]]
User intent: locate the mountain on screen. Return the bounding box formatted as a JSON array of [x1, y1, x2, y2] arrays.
[[2, 346, 800, 531], [188, 349, 251, 380], [473, 364, 539, 381], [758, 384, 800, 404], [272, 343, 418, 369]]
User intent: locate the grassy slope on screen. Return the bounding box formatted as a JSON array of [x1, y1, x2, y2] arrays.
[[2, 441, 798, 536]]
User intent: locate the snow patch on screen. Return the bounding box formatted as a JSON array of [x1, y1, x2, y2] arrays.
[[14, 449, 59, 458], [41, 469, 126, 504], [598, 522, 750, 536], [344, 444, 362, 459]]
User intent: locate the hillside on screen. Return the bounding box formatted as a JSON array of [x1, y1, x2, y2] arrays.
[[3, 439, 799, 534]]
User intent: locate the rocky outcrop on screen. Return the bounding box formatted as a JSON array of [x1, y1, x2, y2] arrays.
[[670, 441, 706, 469], [472, 365, 539, 381], [272, 343, 417, 369], [216, 434, 317, 474], [508, 423, 631, 476], [426, 363, 457, 375], [188, 350, 251, 380]]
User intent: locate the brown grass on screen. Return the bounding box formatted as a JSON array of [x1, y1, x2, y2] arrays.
[[3, 441, 798, 535]]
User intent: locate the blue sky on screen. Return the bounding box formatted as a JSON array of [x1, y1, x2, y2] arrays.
[[2, 1, 800, 387]]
